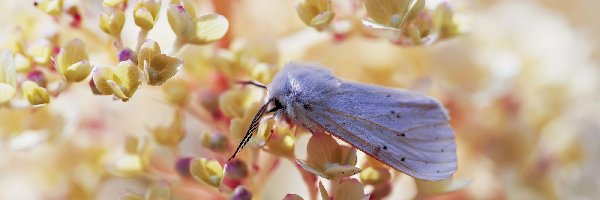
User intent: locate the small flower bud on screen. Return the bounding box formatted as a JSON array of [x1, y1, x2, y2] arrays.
[[118, 48, 134, 62], [296, 0, 335, 30], [175, 157, 193, 177], [190, 158, 224, 187], [99, 9, 125, 36], [21, 81, 50, 105], [432, 3, 459, 38], [224, 159, 248, 180], [134, 0, 161, 30], [56, 39, 92, 82], [167, 1, 229, 45], [231, 186, 252, 200], [201, 133, 229, 152]]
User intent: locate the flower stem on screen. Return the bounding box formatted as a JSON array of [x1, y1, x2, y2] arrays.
[[114, 34, 124, 50], [136, 29, 149, 51]]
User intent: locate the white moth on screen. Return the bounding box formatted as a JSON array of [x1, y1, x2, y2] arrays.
[[229, 63, 457, 181]]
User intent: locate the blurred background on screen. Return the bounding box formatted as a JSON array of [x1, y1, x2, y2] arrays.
[[0, 0, 599, 199]]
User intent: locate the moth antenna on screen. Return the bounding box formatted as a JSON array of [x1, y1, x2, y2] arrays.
[[237, 80, 267, 90], [228, 99, 272, 160]]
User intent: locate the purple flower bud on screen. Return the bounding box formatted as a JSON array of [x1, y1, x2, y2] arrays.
[[175, 157, 193, 177], [118, 48, 134, 62], [28, 70, 47, 88], [224, 159, 248, 180], [231, 186, 252, 200]]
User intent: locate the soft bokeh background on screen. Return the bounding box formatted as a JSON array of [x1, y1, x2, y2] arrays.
[[1, 0, 599, 199]]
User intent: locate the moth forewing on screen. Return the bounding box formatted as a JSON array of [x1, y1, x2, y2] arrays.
[[302, 81, 457, 181]]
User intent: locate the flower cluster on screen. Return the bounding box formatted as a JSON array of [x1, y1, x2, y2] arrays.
[[1, 0, 597, 199]]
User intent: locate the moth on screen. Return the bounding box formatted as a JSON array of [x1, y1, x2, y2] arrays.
[[229, 63, 457, 181]]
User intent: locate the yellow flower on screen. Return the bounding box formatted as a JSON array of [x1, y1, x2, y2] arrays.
[[162, 79, 189, 106], [26, 39, 52, 65], [111, 136, 153, 177], [432, 3, 459, 38], [56, 39, 92, 82], [297, 133, 361, 180], [151, 111, 185, 146], [218, 88, 264, 118], [100, 9, 126, 36], [92, 61, 141, 102], [0, 51, 17, 104], [264, 123, 296, 158], [296, 0, 335, 30], [167, 1, 229, 45], [359, 166, 391, 185], [103, 0, 125, 7], [35, 0, 63, 16], [190, 158, 223, 187], [138, 40, 183, 86], [21, 81, 50, 106], [364, 0, 425, 28], [134, 0, 161, 30], [319, 179, 368, 200]]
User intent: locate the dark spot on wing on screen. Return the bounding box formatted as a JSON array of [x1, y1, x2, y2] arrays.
[[397, 133, 406, 137], [401, 157, 405, 162], [437, 170, 440, 173], [441, 149, 444, 152], [303, 104, 312, 111], [383, 145, 387, 150], [390, 110, 395, 114], [396, 114, 401, 118], [386, 95, 391, 97], [342, 122, 346, 125], [373, 146, 382, 158]]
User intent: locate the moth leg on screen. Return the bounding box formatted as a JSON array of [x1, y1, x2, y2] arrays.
[[237, 80, 267, 90]]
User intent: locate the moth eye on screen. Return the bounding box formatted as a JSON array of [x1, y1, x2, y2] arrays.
[[274, 99, 283, 109]]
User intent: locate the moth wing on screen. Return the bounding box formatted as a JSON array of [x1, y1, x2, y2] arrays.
[[305, 81, 457, 181]]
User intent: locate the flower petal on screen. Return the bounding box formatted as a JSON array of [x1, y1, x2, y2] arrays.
[[190, 158, 223, 187], [21, 81, 50, 105], [146, 54, 182, 86], [137, 39, 162, 70], [307, 133, 340, 170], [324, 165, 362, 179], [333, 178, 365, 200], [189, 14, 229, 45]]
